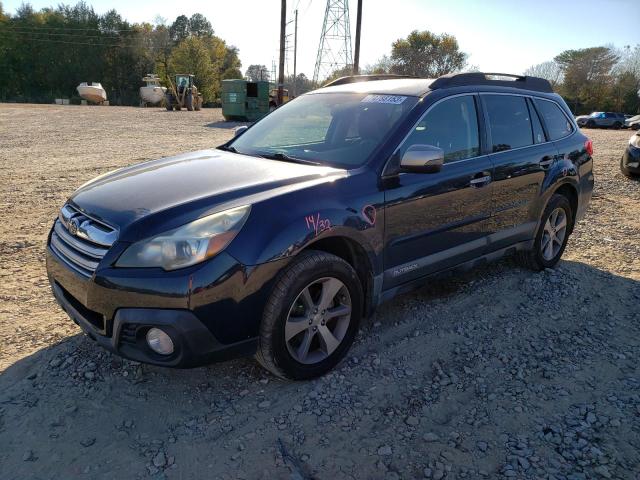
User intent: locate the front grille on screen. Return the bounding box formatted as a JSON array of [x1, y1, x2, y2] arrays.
[[49, 204, 117, 277]]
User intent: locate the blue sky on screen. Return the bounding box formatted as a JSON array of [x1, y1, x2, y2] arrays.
[[4, 0, 639, 78]]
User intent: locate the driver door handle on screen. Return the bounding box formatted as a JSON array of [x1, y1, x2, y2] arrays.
[[470, 171, 492, 188]]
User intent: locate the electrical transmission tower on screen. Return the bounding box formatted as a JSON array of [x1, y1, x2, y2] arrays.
[[313, 0, 353, 84]]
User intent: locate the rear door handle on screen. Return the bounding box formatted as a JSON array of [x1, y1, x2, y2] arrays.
[[539, 156, 554, 167], [470, 172, 492, 187]]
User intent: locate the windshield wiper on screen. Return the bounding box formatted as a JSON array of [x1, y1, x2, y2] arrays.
[[257, 151, 320, 166], [218, 145, 237, 153]]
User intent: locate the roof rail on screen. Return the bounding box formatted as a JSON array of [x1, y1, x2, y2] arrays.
[[322, 74, 416, 88], [429, 72, 553, 93]]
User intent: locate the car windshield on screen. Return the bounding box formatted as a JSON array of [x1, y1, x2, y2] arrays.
[[229, 92, 419, 168], [590, 112, 604, 117]]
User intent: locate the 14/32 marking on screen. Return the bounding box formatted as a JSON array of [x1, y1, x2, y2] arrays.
[[305, 213, 331, 237]]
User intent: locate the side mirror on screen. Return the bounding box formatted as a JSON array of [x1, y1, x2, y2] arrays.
[[234, 125, 248, 138], [400, 144, 444, 173]]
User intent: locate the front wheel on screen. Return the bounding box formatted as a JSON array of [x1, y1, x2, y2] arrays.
[[255, 251, 362, 380], [621, 156, 639, 178], [517, 194, 574, 271]]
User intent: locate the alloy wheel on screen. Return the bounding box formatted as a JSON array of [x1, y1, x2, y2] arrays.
[[285, 277, 352, 365], [541, 207, 567, 261]]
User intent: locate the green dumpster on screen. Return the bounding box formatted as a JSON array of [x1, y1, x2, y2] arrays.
[[221, 80, 270, 121]]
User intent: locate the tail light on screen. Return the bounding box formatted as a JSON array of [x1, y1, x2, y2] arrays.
[[585, 139, 593, 156]]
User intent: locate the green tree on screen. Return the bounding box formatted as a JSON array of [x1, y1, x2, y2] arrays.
[[390, 30, 467, 77], [554, 47, 619, 112], [188, 13, 213, 38], [169, 15, 189, 42], [169, 36, 216, 101], [245, 64, 270, 81]]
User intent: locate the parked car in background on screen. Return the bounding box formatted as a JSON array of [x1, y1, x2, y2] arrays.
[[624, 114, 640, 130], [46, 72, 594, 380], [621, 131, 640, 178], [576, 112, 626, 129]]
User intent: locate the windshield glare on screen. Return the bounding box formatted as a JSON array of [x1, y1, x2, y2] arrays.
[[230, 92, 419, 168]]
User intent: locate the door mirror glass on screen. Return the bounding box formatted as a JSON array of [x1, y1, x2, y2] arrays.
[[234, 125, 248, 138], [400, 144, 444, 173]]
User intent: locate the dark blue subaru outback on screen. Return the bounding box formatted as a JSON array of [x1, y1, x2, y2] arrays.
[[47, 73, 594, 379]]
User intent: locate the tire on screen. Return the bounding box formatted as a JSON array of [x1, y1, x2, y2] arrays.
[[586, 120, 595, 128], [255, 250, 363, 380], [165, 103, 172, 111], [516, 194, 574, 271], [185, 94, 194, 111], [613, 122, 622, 130]]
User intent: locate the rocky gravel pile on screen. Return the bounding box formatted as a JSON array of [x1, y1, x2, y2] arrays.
[[0, 106, 639, 479]]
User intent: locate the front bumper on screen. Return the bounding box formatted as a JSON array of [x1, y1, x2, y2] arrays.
[[47, 244, 286, 368], [622, 144, 640, 173], [51, 281, 256, 367]]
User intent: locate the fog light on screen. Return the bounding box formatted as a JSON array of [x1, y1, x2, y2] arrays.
[[146, 328, 174, 355]]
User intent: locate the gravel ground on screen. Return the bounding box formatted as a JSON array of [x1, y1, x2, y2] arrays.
[[0, 104, 639, 480]]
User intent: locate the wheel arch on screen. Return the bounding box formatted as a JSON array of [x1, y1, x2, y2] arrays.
[[301, 235, 376, 318], [552, 182, 579, 232]]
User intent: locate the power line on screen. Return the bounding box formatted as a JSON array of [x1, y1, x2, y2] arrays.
[[0, 32, 156, 48], [0, 27, 124, 39], [0, 23, 142, 32]]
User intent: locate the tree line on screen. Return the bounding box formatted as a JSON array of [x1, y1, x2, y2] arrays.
[[0, 2, 242, 105], [525, 46, 640, 114]]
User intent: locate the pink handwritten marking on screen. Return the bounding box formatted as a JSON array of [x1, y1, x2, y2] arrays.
[[362, 204, 376, 226], [305, 213, 331, 237]]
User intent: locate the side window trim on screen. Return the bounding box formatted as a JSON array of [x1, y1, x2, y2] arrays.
[[526, 97, 548, 144], [390, 93, 483, 169]]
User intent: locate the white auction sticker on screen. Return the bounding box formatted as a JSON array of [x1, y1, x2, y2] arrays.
[[361, 94, 407, 104]]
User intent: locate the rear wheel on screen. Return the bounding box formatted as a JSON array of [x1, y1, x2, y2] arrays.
[[185, 94, 194, 111], [613, 121, 622, 129], [255, 251, 362, 380], [517, 194, 573, 271]]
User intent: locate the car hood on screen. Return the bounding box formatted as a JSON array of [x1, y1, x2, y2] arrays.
[[575, 115, 589, 121], [69, 149, 344, 234]]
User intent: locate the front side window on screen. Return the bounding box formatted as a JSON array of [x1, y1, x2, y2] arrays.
[[399, 95, 480, 163], [535, 99, 573, 140], [230, 92, 419, 169], [484, 95, 533, 152]]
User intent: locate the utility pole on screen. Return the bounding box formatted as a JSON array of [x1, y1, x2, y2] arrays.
[[278, 0, 286, 105], [353, 0, 362, 74], [292, 8, 298, 97]]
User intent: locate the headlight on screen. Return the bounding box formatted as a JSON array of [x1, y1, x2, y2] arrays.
[[630, 133, 640, 149], [116, 205, 250, 270]]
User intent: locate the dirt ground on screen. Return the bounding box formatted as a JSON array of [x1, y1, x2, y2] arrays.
[[0, 104, 639, 480]]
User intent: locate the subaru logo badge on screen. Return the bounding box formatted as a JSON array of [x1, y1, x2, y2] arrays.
[[68, 218, 80, 236]]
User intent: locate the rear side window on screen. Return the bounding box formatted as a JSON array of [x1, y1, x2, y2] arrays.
[[400, 95, 480, 163], [535, 99, 573, 140], [483, 95, 533, 152]]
